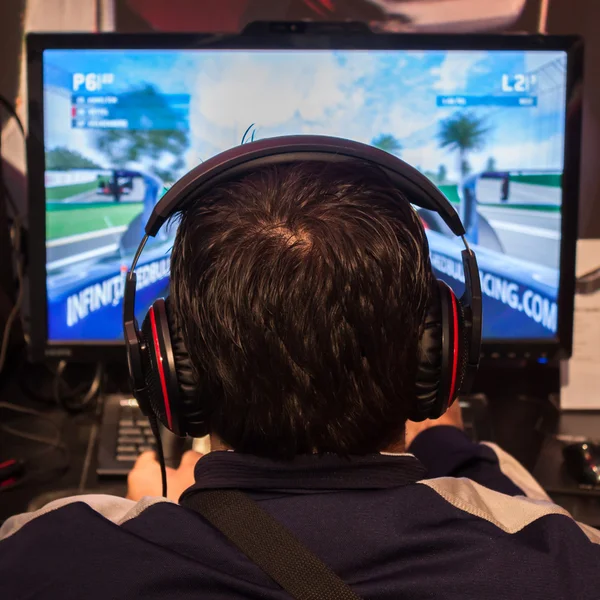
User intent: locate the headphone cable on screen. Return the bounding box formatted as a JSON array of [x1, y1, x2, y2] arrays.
[[148, 413, 168, 498]]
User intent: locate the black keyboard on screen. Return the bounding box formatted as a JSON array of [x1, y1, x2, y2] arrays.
[[96, 395, 157, 476], [97, 395, 193, 476]]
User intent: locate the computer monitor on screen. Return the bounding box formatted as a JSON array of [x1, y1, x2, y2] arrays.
[[26, 32, 582, 363]]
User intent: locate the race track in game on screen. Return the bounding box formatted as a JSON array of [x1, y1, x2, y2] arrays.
[[46, 178, 145, 271], [474, 177, 561, 269], [476, 179, 562, 206], [479, 205, 559, 269]]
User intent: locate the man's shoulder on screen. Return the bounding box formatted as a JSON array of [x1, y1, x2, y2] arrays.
[[418, 475, 600, 543], [0, 494, 173, 542]]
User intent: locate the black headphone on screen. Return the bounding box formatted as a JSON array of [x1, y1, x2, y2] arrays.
[[124, 135, 482, 438]]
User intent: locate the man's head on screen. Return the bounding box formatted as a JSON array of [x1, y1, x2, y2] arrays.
[[170, 160, 433, 458]]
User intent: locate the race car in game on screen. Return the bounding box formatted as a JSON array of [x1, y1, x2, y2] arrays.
[[96, 169, 137, 201]]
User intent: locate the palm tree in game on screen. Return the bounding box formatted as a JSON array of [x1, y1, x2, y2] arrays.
[[437, 112, 488, 182], [372, 133, 402, 157]]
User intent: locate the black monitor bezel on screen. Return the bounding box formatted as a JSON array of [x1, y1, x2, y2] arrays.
[[27, 31, 582, 363]]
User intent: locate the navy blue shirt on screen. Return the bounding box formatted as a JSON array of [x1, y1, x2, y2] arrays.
[[1, 427, 599, 599]]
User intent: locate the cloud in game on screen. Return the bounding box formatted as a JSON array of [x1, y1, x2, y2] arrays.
[[479, 133, 564, 171], [187, 52, 380, 163], [401, 132, 564, 180], [430, 52, 489, 93], [194, 53, 361, 129], [402, 141, 451, 176], [387, 103, 447, 139], [405, 51, 427, 60]]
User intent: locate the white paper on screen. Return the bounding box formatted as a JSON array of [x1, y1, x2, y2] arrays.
[[560, 239, 600, 409]]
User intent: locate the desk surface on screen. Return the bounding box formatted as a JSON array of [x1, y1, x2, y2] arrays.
[[1, 368, 599, 526], [0, 374, 125, 522]]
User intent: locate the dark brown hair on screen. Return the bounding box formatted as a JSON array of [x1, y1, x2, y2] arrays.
[[170, 160, 432, 458]]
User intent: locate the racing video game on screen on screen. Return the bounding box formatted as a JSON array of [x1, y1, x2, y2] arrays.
[[42, 48, 566, 342]]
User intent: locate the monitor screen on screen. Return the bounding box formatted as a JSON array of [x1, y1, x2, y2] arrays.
[[40, 47, 568, 344]]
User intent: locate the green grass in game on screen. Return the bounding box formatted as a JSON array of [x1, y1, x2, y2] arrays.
[[46, 202, 144, 240], [509, 173, 561, 188], [437, 182, 559, 212], [438, 184, 459, 205], [45, 181, 98, 201]]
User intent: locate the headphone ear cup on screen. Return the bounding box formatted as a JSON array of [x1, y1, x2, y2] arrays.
[[164, 297, 210, 437], [442, 282, 467, 412], [412, 279, 467, 422], [411, 281, 444, 422], [454, 298, 469, 399], [140, 310, 171, 430]]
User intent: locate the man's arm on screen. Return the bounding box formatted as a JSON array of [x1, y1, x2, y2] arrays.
[[408, 403, 600, 553], [406, 401, 536, 498]]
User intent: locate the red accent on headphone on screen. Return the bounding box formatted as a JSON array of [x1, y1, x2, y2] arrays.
[[149, 306, 173, 430], [448, 291, 460, 404]]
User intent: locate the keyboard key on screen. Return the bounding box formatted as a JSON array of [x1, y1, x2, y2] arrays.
[[143, 427, 153, 436], [119, 427, 142, 436], [120, 398, 138, 407], [119, 419, 134, 427], [116, 454, 138, 462], [119, 408, 133, 420], [135, 419, 148, 427], [137, 445, 154, 453], [118, 435, 145, 445], [117, 444, 136, 453]]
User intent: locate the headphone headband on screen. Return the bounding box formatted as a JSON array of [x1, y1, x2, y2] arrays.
[[145, 135, 466, 238]]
